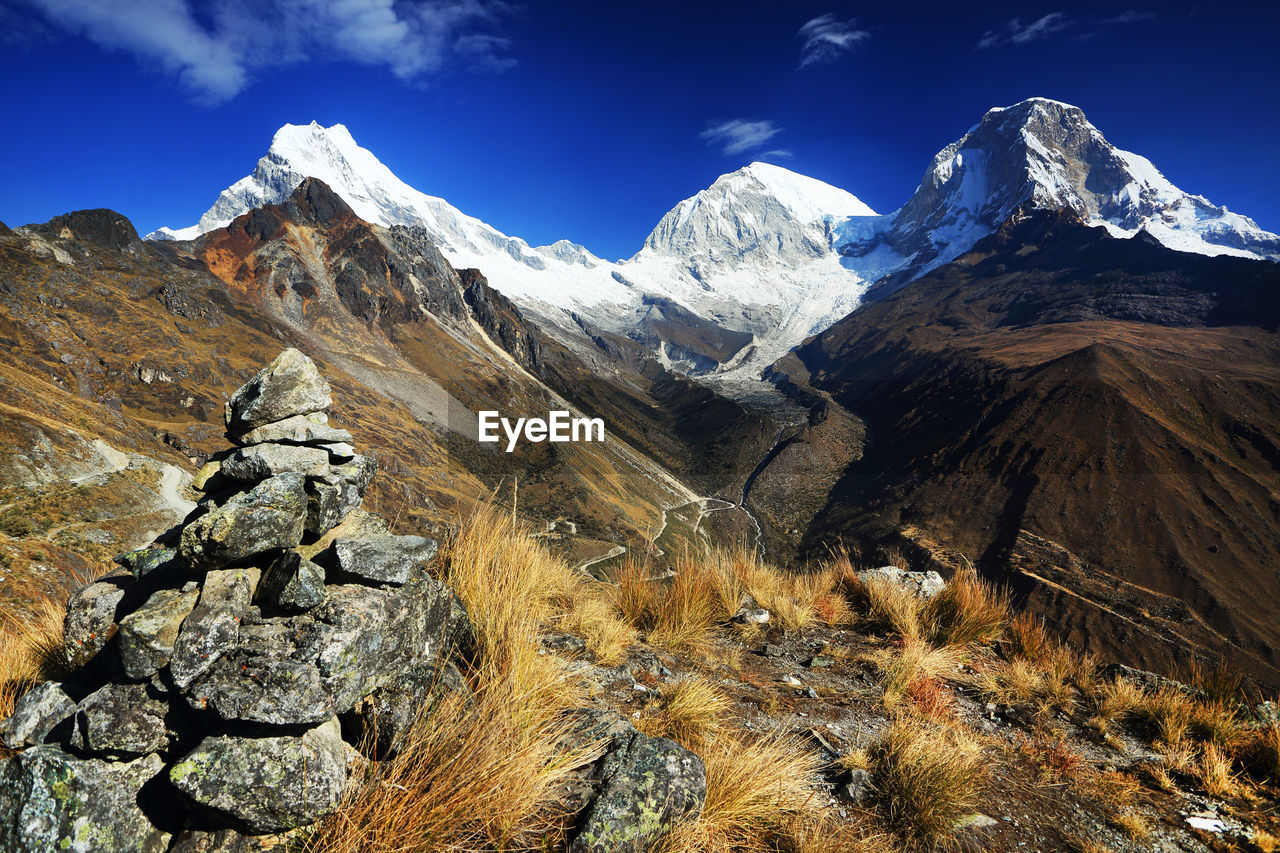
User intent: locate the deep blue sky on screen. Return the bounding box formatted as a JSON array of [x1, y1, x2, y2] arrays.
[[1, 0, 1277, 260]]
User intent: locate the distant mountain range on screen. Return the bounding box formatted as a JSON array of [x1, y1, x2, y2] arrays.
[[149, 99, 1280, 383]]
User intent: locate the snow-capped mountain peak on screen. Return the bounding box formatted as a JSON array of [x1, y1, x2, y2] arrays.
[[839, 97, 1280, 277], [640, 161, 875, 263]]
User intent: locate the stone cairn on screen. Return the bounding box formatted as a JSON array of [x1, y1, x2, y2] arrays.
[[0, 348, 708, 853], [0, 349, 472, 851]]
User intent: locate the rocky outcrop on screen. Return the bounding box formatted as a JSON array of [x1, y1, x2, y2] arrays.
[[0, 349, 472, 847]]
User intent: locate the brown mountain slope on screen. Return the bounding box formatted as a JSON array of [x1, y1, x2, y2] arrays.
[[775, 210, 1280, 686], [0, 182, 704, 573]]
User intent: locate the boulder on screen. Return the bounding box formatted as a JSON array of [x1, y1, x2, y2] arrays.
[[220, 444, 330, 482], [115, 546, 181, 579], [854, 566, 946, 600], [569, 730, 706, 853], [258, 551, 327, 612], [179, 474, 307, 570], [73, 681, 169, 757], [224, 348, 331, 433], [0, 747, 169, 852], [187, 650, 335, 726], [62, 579, 126, 669], [0, 683, 76, 749], [170, 568, 260, 688], [343, 659, 472, 758], [330, 534, 438, 587], [232, 412, 351, 447], [118, 587, 200, 679], [168, 719, 348, 833]]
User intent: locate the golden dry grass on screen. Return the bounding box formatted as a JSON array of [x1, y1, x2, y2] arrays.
[[871, 638, 959, 709], [1136, 686, 1195, 746], [923, 566, 1007, 647], [1087, 677, 1145, 732], [663, 732, 824, 853], [845, 574, 927, 640], [1109, 810, 1151, 841], [637, 674, 728, 751], [1251, 828, 1280, 853], [311, 503, 616, 851], [0, 581, 78, 726], [868, 719, 986, 848], [1244, 723, 1280, 783], [1198, 742, 1238, 797]]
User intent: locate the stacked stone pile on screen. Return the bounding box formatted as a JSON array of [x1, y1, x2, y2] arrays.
[[0, 349, 472, 850]]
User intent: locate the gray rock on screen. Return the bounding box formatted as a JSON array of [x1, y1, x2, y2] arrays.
[[170, 567, 260, 688], [570, 731, 705, 853], [0, 683, 76, 749], [220, 443, 330, 482], [304, 480, 354, 537], [115, 546, 181, 579], [344, 659, 472, 758], [186, 572, 466, 726], [731, 606, 770, 625], [187, 651, 335, 726], [224, 348, 331, 433], [179, 473, 307, 570], [118, 587, 200, 679], [320, 442, 355, 460], [323, 454, 377, 494], [0, 747, 169, 852], [62, 579, 126, 670], [169, 719, 348, 833], [258, 551, 327, 612], [232, 412, 351, 447], [838, 768, 872, 805], [855, 566, 946, 600], [73, 682, 168, 757], [331, 534, 438, 586]]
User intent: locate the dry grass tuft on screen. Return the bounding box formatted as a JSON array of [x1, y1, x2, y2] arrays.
[[637, 674, 728, 751], [873, 638, 959, 709], [868, 719, 985, 847], [1019, 733, 1084, 783], [1004, 612, 1054, 663], [1109, 810, 1151, 841], [846, 575, 926, 640], [1136, 686, 1195, 746], [1087, 677, 1145, 733], [1251, 828, 1280, 853], [1244, 723, 1280, 783], [664, 732, 823, 853], [1198, 742, 1238, 797], [924, 566, 1007, 647], [0, 587, 76, 724], [312, 502, 609, 851]]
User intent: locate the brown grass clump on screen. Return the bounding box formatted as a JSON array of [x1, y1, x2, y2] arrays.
[[868, 720, 985, 847], [1243, 723, 1280, 782], [1019, 733, 1084, 783], [907, 676, 958, 722], [1136, 686, 1195, 746], [638, 675, 728, 751], [0, 587, 75, 724], [873, 638, 959, 709], [1087, 677, 1145, 732], [1251, 828, 1280, 853], [313, 503, 608, 851], [924, 566, 1007, 647], [846, 575, 926, 640], [1189, 700, 1244, 750], [1198, 742, 1238, 797], [1004, 612, 1054, 663], [664, 732, 823, 853], [1109, 810, 1151, 841]]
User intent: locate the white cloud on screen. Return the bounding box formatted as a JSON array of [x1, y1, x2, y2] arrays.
[[22, 0, 516, 104], [1102, 10, 1155, 24], [699, 119, 783, 157], [977, 12, 1070, 49], [797, 13, 869, 68]]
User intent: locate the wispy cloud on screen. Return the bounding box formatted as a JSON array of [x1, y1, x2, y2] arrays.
[[21, 0, 517, 104], [699, 119, 783, 157], [797, 13, 869, 68], [1102, 10, 1155, 24], [977, 12, 1070, 49], [758, 149, 794, 160]]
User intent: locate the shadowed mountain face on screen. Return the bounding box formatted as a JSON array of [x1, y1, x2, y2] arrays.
[[779, 209, 1280, 686]]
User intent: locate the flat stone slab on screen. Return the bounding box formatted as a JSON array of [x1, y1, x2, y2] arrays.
[[0, 683, 75, 750], [179, 473, 307, 570], [221, 444, 330, 482], [232, 412, 352, 447], [331, 534, 438, 587], [118, 587, 200, 679]]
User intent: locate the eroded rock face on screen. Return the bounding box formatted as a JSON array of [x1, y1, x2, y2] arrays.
[[569, 729, 707, 853], [62, 579, 126, 669], [169, 719, 348, 833], [0, 748, 170, 853], [331, 534, 438, 587], [0, 683, 76, 750], [224, 348, 331, 433]]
